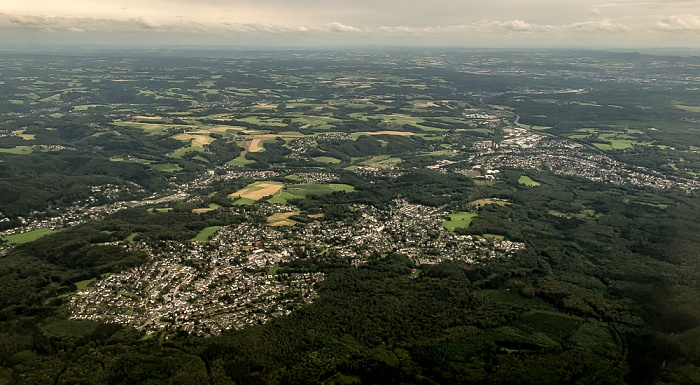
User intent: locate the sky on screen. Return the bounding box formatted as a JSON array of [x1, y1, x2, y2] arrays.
[[1, 0, 700, 48]]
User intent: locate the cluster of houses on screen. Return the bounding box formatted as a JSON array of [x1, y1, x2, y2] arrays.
[[457, 126, 698, 192], [68, 199, 525, 336]]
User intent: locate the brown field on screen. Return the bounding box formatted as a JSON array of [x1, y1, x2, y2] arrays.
[[134, 115, 165, 120], [413, 101, 440, 107], [173, 133, 216, 147], [13, 130, 35, 140], [267, 211, 301, 226], [141, 123, 164, 130], [245, 133, 305, 152], [248, 139, 264, 152], [229, 182, 284, 200], [210, 126, 246, 133]]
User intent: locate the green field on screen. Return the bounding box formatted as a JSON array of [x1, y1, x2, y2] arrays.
[[75, 278, 96, 292], [0, 146, 33, 154], [518, 175, 541, 187], [150, 163, 182, 172], [232, 198, 256, 206], [191, 226, 222, 242], [126, 233, 140, 243], [313, 156, 342, 164], [269, 183, 355, 204], [228, 151, 255, 166], [442, 212, 478, 231], [149, 207, 173, 213], [359, 155, 402, 167], [2, 228, 57, 245]]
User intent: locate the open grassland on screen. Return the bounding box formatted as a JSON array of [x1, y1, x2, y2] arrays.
[[246, 138, 265, 152], [230, 182, 284, 200], [0, 146, 33, 154], [420, 150, 457, 157], [292, 116, 340, 130], [149, 208, 172, 213], [191, 226, 222, 242], [74, 278, 96, 292], [469, 198, 510, 206], [74, 273, 111, 292], [518, 176, 541, 187], [269, 183, 354, 204], [267, 211, 301, 226], [13, 130, 36, 140], [150, 163, 182, 172], [573, 127, 653, 150], [238, 116, 287, 127], [232, 198, 256, 206], [442, 212, 478, 231], [228, 152, 255, 166], [173, 133, 216, 147], [359, 155, 402, 167], [349, 131, 415, 139], [192, 203, 221, 214], [313, 156, 342, 164], [2, 228, 57, 245]]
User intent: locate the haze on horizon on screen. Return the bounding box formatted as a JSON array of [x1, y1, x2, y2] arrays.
[[1, 0, 700, 48]]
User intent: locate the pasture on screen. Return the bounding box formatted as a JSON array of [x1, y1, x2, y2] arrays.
[[269, 183, 354, 204], [313, 156, 342, 164], [0, 146, 33, 154], [191, 226, 222, 242], [518, 176, 541, 187], [2, 228, 57, 245], [442, 212, 477, 231]]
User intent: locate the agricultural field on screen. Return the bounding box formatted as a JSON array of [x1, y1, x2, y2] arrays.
[[229, 182, 284, 201], [191, 226, 222, 242], [442, 211, 478, 231], [192, 203, 221, 213], [0, 146, 33, 154], [268, 183, 354, 204], [2, 228, 57, 244]]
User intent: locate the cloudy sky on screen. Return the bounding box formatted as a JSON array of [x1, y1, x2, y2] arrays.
[[1, 0, 700, 48]]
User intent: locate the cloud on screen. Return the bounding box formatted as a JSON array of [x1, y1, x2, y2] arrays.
[[568, 19, 629, 33], [495, 19, 547, 32], [67, 26, 85, 32], [7, 14, 53, 26], [323, 22, 362, 33], [131, 16, 161, 29], [656, 14, 700, 31]]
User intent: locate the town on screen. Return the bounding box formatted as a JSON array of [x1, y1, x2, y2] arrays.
[[68, 199, 524, 335]]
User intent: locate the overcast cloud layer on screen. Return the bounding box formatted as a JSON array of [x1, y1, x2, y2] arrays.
[[1, 0, 700, 47]]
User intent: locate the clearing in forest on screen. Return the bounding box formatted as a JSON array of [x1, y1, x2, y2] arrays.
[[267, 211, 301, 226], [229, 182, 284, 200]]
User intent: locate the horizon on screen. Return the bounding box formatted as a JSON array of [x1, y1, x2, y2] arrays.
[[2, 1, 700, 49]]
